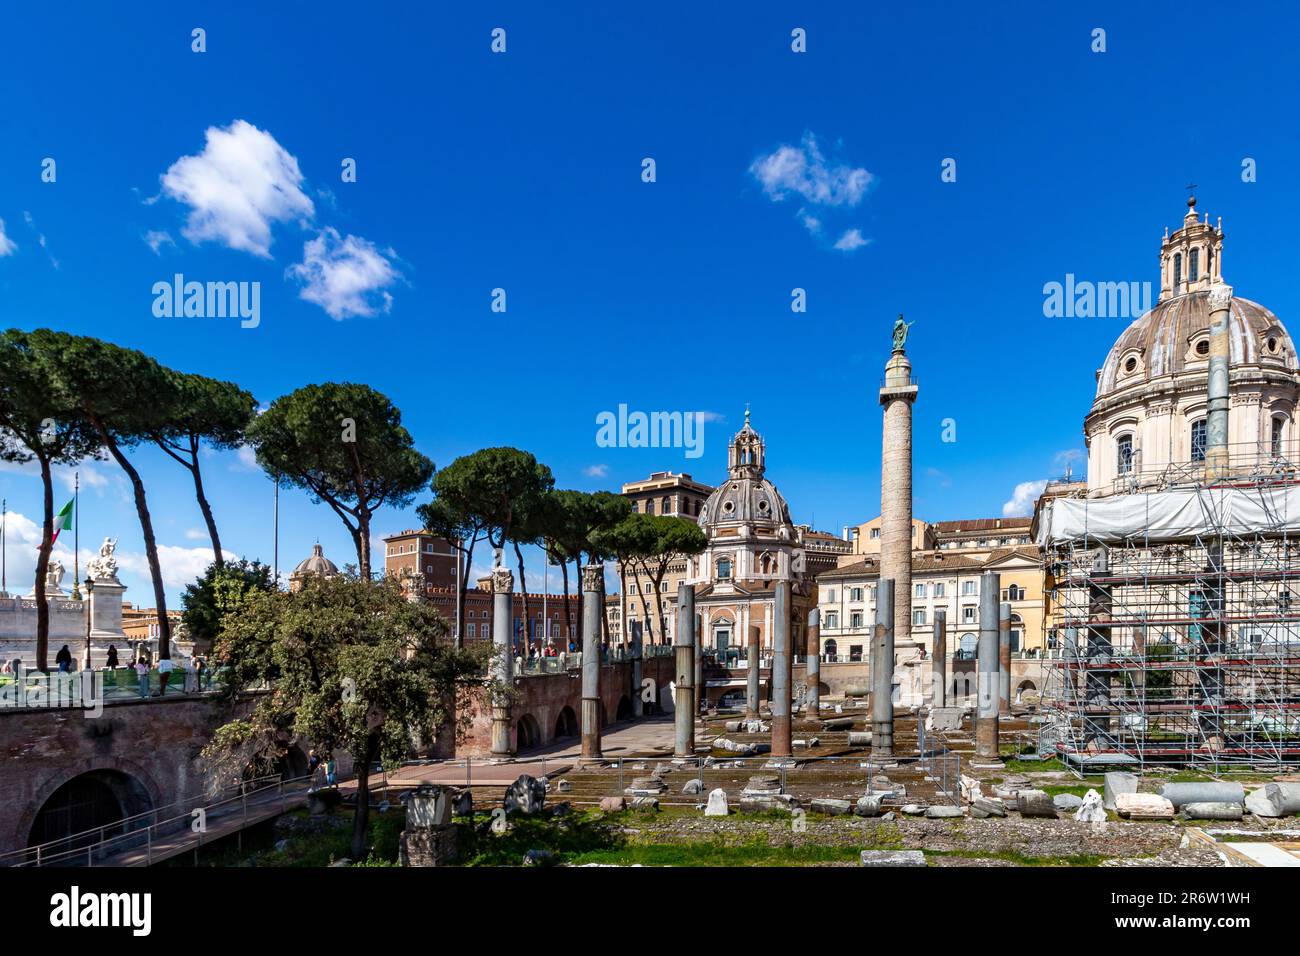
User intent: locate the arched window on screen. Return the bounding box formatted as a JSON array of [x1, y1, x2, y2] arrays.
[[1116, 434, 1134, 475], [824, 639, 838, 659], [1191, 419, 1207, 463], [645, 498, 654, 515], [1189, 247, 1200, 282], [1174, 252, 1182, 289], [1273, 416, 1286, 458], [661, 496, 671, 514]]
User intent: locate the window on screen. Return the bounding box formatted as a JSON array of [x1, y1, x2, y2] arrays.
[[660, 582, 668, 592], [1174, 252, 1182, 288], [849, 645, 863, 662], [850, 587, 863, 602], [850, 611, 863, 628], [824, 639, 838, 658], [962, 580, 977, 596], [962, 606, 977, 623], [934, 582, 945, 598], [629, 500, 637, 513], [662, 496, 671, 513], [645, 499, 655, 515], [1191, 420, 1207, 463], [717, 557, 732, 580], [424, 543, 434, 553], [1116, 434, 1134, 474], [825, 612, 839, 628], [1189, 247, 1199, 282], [644, 583, 652, 594], [913, 609, 926, 627], [1273, 416, 1285, 458], [826, 588, 837, 603], [425, 564, 433, 574], [1003, 585, 1025, 601], [914, 583, 926, 598], [869, 528, 881, 539]]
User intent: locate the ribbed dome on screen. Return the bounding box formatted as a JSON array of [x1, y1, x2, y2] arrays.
[[293, 543, 339, 577], [1096, 290, 1296, 399], [698, 475, 792, 529]]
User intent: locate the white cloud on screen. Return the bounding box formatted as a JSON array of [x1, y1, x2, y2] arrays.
[[160, 119, 314, 258], [116, 544, 235, 590], [231, 445, 260, 473], [750, 133, 873, 208], [833, 228, 869, 251], [143, 229, 176, 254], [0, 218, 17, 256], [286, 227, 400, 319], [184, 527, 207, 541], [0, 456, 111, 495], [583, 464, 609, 478], [799, 208, 822, 235], [1002, 479, 1049, 517]]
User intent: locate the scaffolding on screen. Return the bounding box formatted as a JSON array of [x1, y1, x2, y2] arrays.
[[1039, 454, 1300, 773]]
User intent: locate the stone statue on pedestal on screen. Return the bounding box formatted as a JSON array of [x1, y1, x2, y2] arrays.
[[87, 537, 120, 582]]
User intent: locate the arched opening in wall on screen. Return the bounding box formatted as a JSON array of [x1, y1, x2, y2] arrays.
[[553, 706, 578, 740], [1016, 680, 1038, 704], [275, 744, 310, 782], [516, 714, 543, 752], [616, 695, 633, 721], [28, 770, 153, 858]]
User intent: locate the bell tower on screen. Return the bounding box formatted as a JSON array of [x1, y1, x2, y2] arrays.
[[727, 405, 766, 479]]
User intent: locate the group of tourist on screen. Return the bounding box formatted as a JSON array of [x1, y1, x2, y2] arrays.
[[7, 644, 218, 698]]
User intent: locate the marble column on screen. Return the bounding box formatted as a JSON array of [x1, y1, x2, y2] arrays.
[[872, 578, 895, 758], [674, 583, 696, 758], [489, 565, 515, 759], [931, 609, 947, 709], [770, 581, 792, 758], [580, 564, 604, 763], [975, 571, 1000, 761], [746, 625, 761, 717], [630, 619, 644, 719], [1205, 283, 1233, 480], [806, 608, 821, 717], [998, 601, 1012, 716]]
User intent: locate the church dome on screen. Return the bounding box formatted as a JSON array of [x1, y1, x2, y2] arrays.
[[697, 413, 793, 531], [292, 543, 339, 578], [1096, 291, 1297, 399]]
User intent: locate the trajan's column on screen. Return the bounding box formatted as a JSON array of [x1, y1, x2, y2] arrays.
[[879, 315, 918, 663]]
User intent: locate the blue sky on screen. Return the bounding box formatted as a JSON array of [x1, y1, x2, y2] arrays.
[[2, 2, 1298, 605]]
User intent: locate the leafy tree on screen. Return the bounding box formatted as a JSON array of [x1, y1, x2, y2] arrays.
[[425, 448, 553, 650], [0, 329, 102, 670], [596, 513, 706, 644], [146, 372, 256, 568], [413, 496, 486, 648], [30, 330, 180, 658], [180, 558, 274, 655], [205, 573, 485, 859], [246, 383, 434, 581], [544, 490, 629, 648]]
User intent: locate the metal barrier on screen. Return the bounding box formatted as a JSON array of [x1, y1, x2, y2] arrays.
[[2, 772, 311, 868]]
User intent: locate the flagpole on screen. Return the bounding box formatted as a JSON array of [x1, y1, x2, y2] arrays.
[[71, 472, 81, 600], [1, 497, 7, 598], [273, 471, 280, 588]]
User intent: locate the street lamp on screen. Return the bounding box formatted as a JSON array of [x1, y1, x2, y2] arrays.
[[81, 576, 95, 670]]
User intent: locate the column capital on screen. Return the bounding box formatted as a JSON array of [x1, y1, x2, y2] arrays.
[[491, 566, 514, 594]]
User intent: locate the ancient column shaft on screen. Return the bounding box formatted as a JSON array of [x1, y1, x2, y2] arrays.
[[872, 578, 895, 758], [746, 625, 761, 717], [806, 609, 821, 716], [998, 601, 1012, 715], [975, 571, 1000, 760], [771, 581, 792, 758], [674, 583, 696, 758], [489, 566, 515, 758], [630, 619, 644, 719], [580, 564, 604, 761], [931, 609, 947, 709], [1205, 283, 1233, 480], [879, 350, 918, 657]]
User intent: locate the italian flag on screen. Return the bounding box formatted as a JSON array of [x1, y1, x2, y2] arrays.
[[50, 497, 74, 547]]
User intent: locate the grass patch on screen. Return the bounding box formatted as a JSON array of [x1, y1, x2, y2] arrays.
[[569, 837, 864, 867], [167, 807, 406, 867], [924, 848, 1107, 867], [1001, 757, 1067, 774]]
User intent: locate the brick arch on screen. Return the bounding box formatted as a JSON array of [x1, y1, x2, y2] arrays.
[[15, 754, 165, 852]]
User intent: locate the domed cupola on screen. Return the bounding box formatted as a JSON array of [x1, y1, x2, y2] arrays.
[[1084, 197, 1300, 495], [698, 408, 793, 531]]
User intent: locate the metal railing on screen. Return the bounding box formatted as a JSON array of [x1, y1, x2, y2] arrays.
[[2, 772, 310, 868]]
